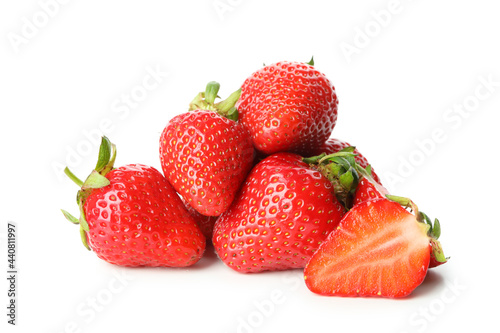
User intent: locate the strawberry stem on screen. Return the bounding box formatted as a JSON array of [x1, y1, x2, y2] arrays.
[[189, 81, 242, 121], [205, 81, 220, 105]]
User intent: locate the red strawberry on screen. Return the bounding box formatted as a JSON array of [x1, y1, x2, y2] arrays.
[[305, 138, 382, 184], [182, 197, 218, 241], [353, 176, 389, 205], [159, 82, 255, 216], [213, 152, 346, 273], [304, 147, 385, 209], [237, 59, 338, 155], [304, 197, 447, 298], [61, 137, 205, 267]]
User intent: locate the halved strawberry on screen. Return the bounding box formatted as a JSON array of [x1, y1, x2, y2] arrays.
[[304, 197, 447, 298]]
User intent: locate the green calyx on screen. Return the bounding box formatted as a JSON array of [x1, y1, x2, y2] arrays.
[[385, 194, 448, 264], [306, 56, 314, 66], [189, 81, 241, 121], [61, 136, 116, 251], [304, 146, 375, 209], [385, 194, 442, 238]]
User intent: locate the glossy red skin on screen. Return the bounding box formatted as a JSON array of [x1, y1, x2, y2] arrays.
[[353, 177, 389, 205], [182, 198, 218, 241], [237, 61, 338, 155], [213, 153, 345, 273], [159, 110, 255, 216], [304, 199, 430, 298], [305, 138, 382, 184], [84, 164, 206, 267]]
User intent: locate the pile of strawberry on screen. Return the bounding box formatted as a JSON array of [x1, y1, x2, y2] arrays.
[[62, 59, 448, 298]]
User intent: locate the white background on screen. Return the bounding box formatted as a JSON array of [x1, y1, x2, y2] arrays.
[[1, 1, 499, 332]]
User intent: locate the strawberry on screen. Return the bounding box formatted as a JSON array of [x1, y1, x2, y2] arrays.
[[353, 176, 389, 205], [304, 196, 447, 298], [304, 147, 388, 210], [159, 82, 255, 216], [182, 197, 218, 241], [305, 138, 382, 184], [237, 59, 338, 155], [213, 152, 346, 273], [304, 147, 368, 209], [61, 137, 206, 267]]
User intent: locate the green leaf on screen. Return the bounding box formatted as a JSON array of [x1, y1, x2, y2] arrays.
[[365, 164, 372, 176], [318, 151, 356, 164], [331, 157, 351, 171], [432, 218, 441, 239], [82, 170, 110, 190], [80, 225, 91, 251], [419, 211, 433, 231], [78, 202, 90, 232], [95, 136, 112, 172], [189, 92, 205, 111], [61, 209, 79, 224], [302, 153, 326, 164], [339, 168, 355, 191], [430, 238, 446, 263], [386, 194, 411, 207], [101, 142, 117, 175], [205, 81, 220, 105], [339, 146, 356, 153], [306, 56, 314, 66], [328, 163, 345, 177], [344, 154, 356, 167], [226, 107, 239, 121]]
